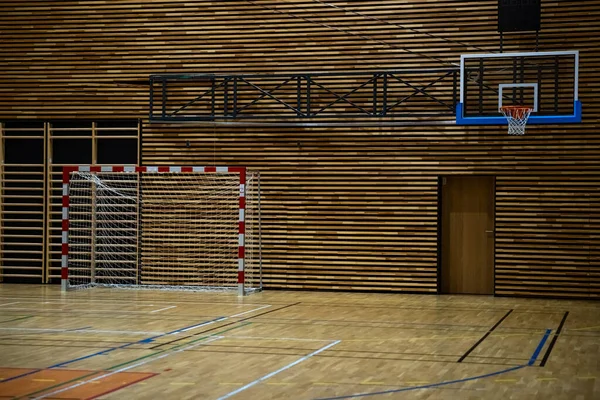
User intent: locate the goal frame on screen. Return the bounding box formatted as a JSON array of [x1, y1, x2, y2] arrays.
[[61, 165, 252, 295]]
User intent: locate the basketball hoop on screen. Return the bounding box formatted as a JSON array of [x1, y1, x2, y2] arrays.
[[500, 106, 533, 135]]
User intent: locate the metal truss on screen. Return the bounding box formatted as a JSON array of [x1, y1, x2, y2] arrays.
[[149, 69, 459, 122]]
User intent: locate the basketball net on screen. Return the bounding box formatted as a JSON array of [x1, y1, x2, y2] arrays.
[[500, 106, 532, 135]]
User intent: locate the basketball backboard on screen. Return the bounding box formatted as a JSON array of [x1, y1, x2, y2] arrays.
[[456, 50, 581, 125]]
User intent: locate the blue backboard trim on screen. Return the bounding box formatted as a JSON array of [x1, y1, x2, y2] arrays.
[[456, 101, 582, 125]]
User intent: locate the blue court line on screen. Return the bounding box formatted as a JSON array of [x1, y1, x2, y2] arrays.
[[0, 316, 226, 383], [315, 329, 553, 400], [316, 365, 526, 400], [528, 329, 552, 366], [138, 317, 227, 344]]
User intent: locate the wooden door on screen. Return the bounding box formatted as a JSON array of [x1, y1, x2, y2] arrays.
[[441, 176, 495, 294]]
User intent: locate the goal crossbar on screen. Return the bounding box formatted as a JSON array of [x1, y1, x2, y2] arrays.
[[61, 165, 256, 295]]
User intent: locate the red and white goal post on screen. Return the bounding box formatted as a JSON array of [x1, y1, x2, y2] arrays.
[[61, 166, 261, 295]]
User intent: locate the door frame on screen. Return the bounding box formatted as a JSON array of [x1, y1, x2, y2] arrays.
[[437, 175, 497, 295]]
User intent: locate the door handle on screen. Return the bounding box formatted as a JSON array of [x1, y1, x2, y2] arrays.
[[485, 230, 494, 233]]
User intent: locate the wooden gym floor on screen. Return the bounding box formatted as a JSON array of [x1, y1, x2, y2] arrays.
[[0, 285, 598, 399]]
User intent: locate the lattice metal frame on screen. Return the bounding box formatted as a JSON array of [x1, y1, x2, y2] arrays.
[[149, 69, 459, 122]]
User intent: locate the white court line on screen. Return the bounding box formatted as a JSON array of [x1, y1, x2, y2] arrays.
[[33, 336, 225, 400], [40, 302, 157, 307], [223, 335, 332, 342], [178, 317, 228, 333], [74, 329, 167, 335], [0, 297, 271, 307], [0, 327, 166, 335], [0, 327, 69, 333], [1, 307, 167, 314], [150, 305, 177, 313], [217, 340, 342, 400], [0, 299, 155, 306], [229, 305, 271, 318], [0, 302, 20, 306]]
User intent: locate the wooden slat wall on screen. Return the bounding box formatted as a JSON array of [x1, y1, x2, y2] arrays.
[[0, 0, 599, 297], [496, 177, 599, 298]]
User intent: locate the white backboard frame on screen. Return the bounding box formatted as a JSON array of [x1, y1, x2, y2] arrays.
[[499, 83, 538, 112], [457, 50, 581, 125]]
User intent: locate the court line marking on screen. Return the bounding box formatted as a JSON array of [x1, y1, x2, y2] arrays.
[[224, 335, 331, 342], [78, 329, 167, 335], [32, 336, 225, 400], [315, 328, 552, 399], [0, 327, 84, 333], [540, 311, 569, 367], [217, 340, 341, 400], [20, 323, 251, 399], [177, 318, 227, 333], [229, 305, 271, 318], [570, 325, 600, 331], [458, 309, 513, 362], [0, 315, 33, 324], [0, 296, 272, 307], [529, 329, 552, 366], [5, 301, 157, 307], [1, 303, 272, 316], [223, 332, 546, 342], [150, 305, 177, 313], [317, 365, 526, 399], [0, 307, 179, 314], [1, 295, 592, 313], [5, 303, 281, 384], [0, 316, 227, 383], [24, 322, 252, 399], [0, 327, 165, 335], [0, 327, 548, 342], [72, 372, 158, 400], [146, 302, 300, 350], [0, 302, 20, 307], [272, 302, 574, 314]]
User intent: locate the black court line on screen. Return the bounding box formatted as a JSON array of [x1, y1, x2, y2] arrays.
[[457, 309, 513, 363], [250, 319, 501, 331], [180, 348, 520, 367], [539, 311, 569, 367], [0, 298, 569, 314], [149, 302, 301, 349], [279, 302, 566, 314]]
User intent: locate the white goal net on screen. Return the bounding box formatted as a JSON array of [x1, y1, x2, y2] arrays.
[[63, 167, 261, 294]]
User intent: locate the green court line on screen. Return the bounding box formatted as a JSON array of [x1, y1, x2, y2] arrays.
[[0, 315, 33, 324], [16, 322, 252, 399]]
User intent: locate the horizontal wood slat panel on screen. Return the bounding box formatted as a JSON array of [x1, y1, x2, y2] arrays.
[[496, 177, 600, 298], [0, 0, 599, 296]]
